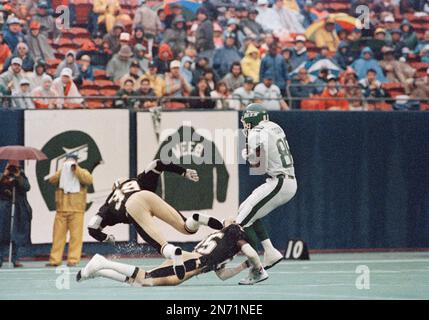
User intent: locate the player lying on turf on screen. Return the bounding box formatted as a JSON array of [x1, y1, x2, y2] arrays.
[[87, 159, 223, 279], [76, 223, 268, 286]]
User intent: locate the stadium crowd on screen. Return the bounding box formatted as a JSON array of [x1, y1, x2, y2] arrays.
[[0, 0, 429, 110]]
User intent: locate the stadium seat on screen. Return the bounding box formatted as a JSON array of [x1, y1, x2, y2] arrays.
[[46, 58, 62, 68], [95, 80, 119, 90], [94, 69, 108, 80], [86, 99, 105, 109], [80, 88, 99, 97], [74, 1, 93, 26], [409, 62, 429, 71], [81, 80, 98, 90]]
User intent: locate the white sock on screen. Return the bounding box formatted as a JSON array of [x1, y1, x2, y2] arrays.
[[102, 259, 137, 278], [185, 216, 200, 233], [241, 243, 262, 270], [161, 243, 176, 259], [261, 239, 276, 253], [95, 269, 128, 283]]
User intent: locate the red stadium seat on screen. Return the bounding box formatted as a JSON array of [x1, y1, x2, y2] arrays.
[[93, 69, 108, 80], [80, 88, 99, 97], [95, 80, 119, 90]]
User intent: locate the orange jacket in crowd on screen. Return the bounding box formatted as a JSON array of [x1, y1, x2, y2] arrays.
[[320, 88, 349, 110]]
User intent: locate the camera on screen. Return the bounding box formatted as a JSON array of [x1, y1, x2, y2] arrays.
[[7, 165, 19, 175]]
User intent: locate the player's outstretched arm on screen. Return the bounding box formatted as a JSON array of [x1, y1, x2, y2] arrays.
[[87, 215, 115, 243]]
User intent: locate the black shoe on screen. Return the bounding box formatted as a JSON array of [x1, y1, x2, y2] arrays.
[[76, 270, 82, 282], [208, 217, 224, 230], [173, 248, 186, 280], [45, 263, 60, 267]]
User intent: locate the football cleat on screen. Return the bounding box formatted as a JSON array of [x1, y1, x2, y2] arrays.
[[76, 254, 106, 282], [239, 267, 269, 285], [263, 249, 284, 270], [173, 248, 186, 280]]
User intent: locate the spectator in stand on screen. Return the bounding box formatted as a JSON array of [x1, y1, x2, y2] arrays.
[[390, 29, 406, 59], [189, 77, 215, 109], [311, 0, 329, 19], [210, 80, 232, 110], [213, 22, 224, 49], [119, 60, 143, 90], [132, 44, 148, 72], [180, 56, 193, 85], [114, 78, 138, 109], [400, 19, 418, 51], [271, 0, 305, 35], [290, 35, 309, 72], [3, 42, 34, 73], [52, 68, 84, 108], [93, 0, 121, 33], [192, 57, 210, 86], [344, 76, 366, 111], [254, 74, 288, 110], [77, 34, 111, 70], [346, 28, 364, 61], [281, 48, 293, 74], [222, 62, 245, 92], [240, 7, 264, 38], [11, 78, 34, 109], [32, 1, 59, 39], [27, 60, 48, 90], [78, 55, 95, 82], [301, 0, 318, 28], [103, 22, 125, 55], [410, 68, 429, 100], [3, 17, 25, 52], [154, 43, 174, 74], [351, 47, 386, 83], [241, 43, 261, 84], [142, 61, 165, 97], [383, 15, 395, 44], [203, 69, 218, 92], [314, 17, 340, 52], [289, 67, 317, 109], [213, 32, 242, 78], [374, 0, 399, 20], [25, 20, 54, 62], [164, 15, 188, 58], [320, 74, 349, 111], [31, 75, 59, 109], [259, 43, 289, 95], [368, 28, 387, 60], [379, 46, 416, 94], [0, 31, 11, 71], [56, 51, 80, 81], [106, 45, 133, 81], [164, 60, 192, 109], [0, 57, 25, 94], [133, 0, 163, 38], [359, 68, 386, 108], [131, 25, 151, 58], [231, 76, 255, 110], [200, 0, 218, 20], [335, 41, 354, 70], [136, 77, 157, 109], [224, 18, 245, 50], [195, 7, 215, 58], [415, 31, 429, 64], [164, 3, 184, 30]]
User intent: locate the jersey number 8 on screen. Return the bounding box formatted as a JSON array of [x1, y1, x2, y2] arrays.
[[276, 138, 294, 168]]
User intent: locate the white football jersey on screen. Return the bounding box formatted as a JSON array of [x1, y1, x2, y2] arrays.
[[247, 120, 295, 177]]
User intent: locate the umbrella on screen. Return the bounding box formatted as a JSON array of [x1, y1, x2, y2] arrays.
[[305, 14, 360, 42], [154, 0, 202, 21], [290, 58, 342, 80], [0, 145, 47, 268], [0, 145, 48, 161]]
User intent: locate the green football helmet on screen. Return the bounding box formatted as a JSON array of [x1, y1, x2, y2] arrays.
[[241, 103, 269, 134]]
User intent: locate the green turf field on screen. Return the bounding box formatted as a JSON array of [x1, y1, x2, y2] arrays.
[[1, 252, 428, 300]]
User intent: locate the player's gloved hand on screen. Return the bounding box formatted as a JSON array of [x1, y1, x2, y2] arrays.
[[104, 234, 116, 244], [184, 169, 199, 182], [241, 148, 249, 161]]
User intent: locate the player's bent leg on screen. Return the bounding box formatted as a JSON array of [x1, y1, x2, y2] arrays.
[[252, 219, 283, 270]]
